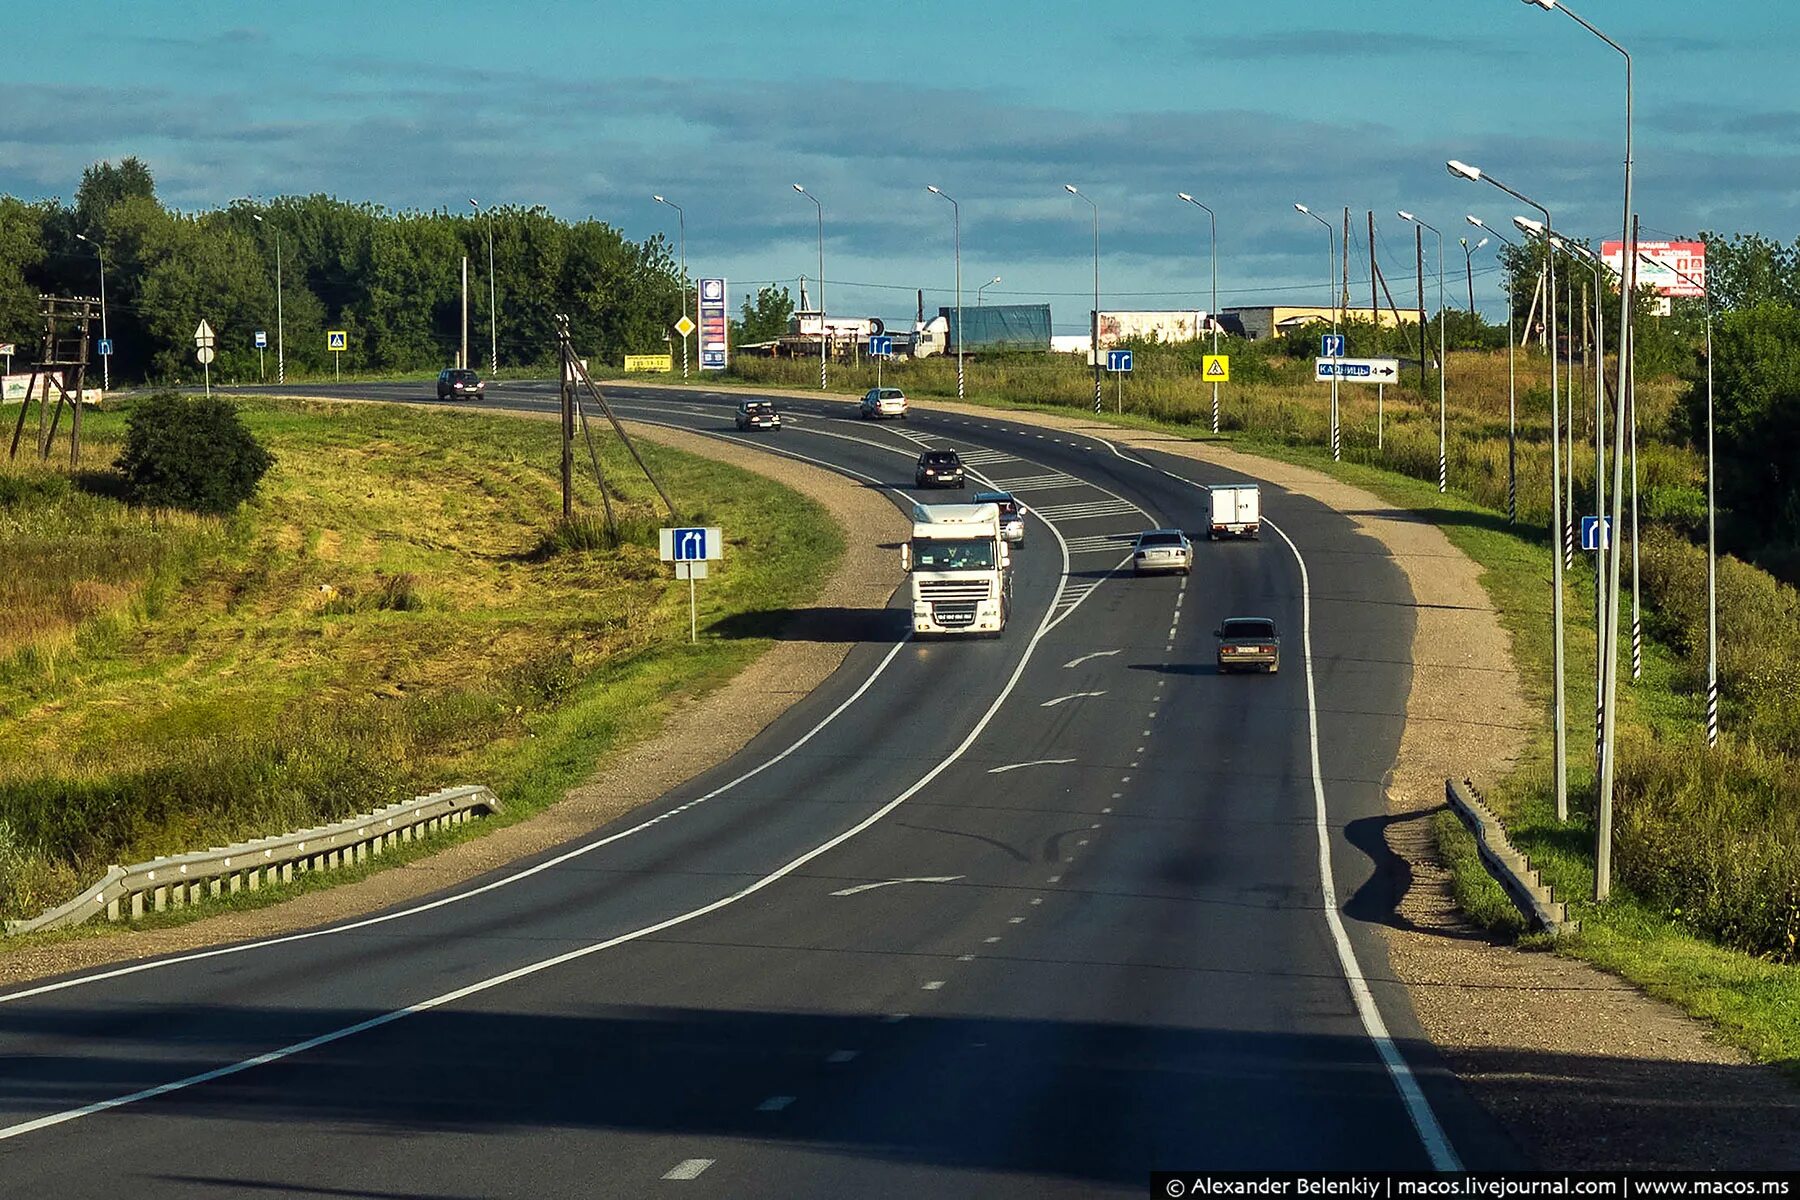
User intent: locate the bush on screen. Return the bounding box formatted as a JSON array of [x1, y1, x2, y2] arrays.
[[115, 392, 273, 514]]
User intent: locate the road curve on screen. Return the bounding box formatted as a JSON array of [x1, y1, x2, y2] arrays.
[[0, 379, 1521, 1194]]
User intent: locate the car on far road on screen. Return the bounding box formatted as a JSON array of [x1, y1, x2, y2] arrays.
[[861, 387, 909, 419], [1132, 528, 1192, 576], [437, 368, 485, 400], [734, 399, 781, 431], [1215, 616, 1281, 673], [974, 490, 1026, 544], [915, 449, 966, 489]]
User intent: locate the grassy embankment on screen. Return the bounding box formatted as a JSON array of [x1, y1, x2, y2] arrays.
[[702, 346, 1800, 1067], [0, 396, 842, 933]]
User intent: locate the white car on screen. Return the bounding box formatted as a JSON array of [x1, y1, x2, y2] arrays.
[[860, 387, 909, 419], [1132, 528, 1193, 576], [974, 491, 1026, 544]]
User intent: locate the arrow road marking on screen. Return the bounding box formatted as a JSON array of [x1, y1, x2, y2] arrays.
[[1063, 650, 1121, 669], [1040, 690, 1106, 708], [830, 875, 964, 897], [987, 758, 1077, 774]]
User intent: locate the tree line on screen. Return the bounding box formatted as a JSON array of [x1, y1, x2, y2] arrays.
[[0, 158, 690, 382]]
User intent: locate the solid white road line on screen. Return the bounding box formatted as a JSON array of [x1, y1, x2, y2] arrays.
[[1040, 691, 1105, 708], [0, 462, 1083, 1144], [829, 876, 964, 897], [986, 758, 1077, 774], [1062, 650, 1121, 669]]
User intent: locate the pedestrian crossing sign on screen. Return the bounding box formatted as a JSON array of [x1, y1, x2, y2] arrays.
[[1203, 355, 1230, 382]]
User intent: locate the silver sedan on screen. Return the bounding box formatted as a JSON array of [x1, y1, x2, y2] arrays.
[[1132, 528, 1192, 576]]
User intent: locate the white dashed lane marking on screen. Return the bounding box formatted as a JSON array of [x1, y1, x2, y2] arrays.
[[663, 1159, 714, 1181]]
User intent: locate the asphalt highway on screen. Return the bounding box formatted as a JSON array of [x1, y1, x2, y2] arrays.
[[0, 378, 1522, 1194]]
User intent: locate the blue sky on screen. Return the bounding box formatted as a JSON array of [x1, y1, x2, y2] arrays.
[[6, 0, 1796, 328]]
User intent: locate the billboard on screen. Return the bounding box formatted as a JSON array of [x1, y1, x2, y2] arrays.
[[1601, 240, 1705, 298], [699, 277, 728, 370], [1095, 310, 1210, 349]]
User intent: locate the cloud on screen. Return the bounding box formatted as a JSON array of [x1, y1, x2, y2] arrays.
[[1189, 30, 1487, 60]]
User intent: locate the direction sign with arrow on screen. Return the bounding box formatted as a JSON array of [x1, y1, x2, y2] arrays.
[[1315, 357, 1401, 384]]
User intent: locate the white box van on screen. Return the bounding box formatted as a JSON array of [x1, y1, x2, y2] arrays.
[[1207, 483, 1260, 540]]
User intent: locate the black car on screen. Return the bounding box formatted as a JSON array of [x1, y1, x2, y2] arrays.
[[915, 449, 966, 489], [437, 368, 485, 400], [734, 399, 781, 431], [1214, 616, 1281, 674]]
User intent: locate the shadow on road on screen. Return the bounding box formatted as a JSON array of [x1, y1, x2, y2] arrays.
[[710, 606, 908, 644]]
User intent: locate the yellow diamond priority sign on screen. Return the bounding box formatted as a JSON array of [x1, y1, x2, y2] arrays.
[[1202, 354, 1230, 382], [674, 315, 696, 338]]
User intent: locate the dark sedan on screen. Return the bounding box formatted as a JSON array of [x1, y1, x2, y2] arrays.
[[914, 450, 966, 489], [1215, 616, 1281, 674]]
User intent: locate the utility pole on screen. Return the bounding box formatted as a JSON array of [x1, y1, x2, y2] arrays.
[[460, 256, 470, 370], [1065, 185, 1100, 414], [558, 316, 574, 518], [1415, 226, 1426, 392]]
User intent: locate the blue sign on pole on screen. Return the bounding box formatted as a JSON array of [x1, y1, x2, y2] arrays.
[[1321, 333, 1347, 357], [1105, 349, 1133, 373], [254, 330, 268, 349], [1580, 515, 1613, 551], [96, 338, 114, 357], [673, 527, 708, 562], [868, 335, 894, 358]]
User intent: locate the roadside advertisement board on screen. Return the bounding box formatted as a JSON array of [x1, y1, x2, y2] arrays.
[[1602, 240, 1706, 298]]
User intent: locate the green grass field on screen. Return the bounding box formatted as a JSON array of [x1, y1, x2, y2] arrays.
[[0, 396, 842, 925]]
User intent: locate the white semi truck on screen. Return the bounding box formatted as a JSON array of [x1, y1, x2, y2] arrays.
[[902, 501, 1012, 635]]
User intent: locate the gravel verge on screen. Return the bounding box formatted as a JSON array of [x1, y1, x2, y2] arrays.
[[0, 418, 907, 988]]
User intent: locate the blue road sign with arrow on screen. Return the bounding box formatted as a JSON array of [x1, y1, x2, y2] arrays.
[[1105, 349, 1132, 372]]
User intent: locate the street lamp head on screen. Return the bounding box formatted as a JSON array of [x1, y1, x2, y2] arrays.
[[1446, 159, 1482, 182], [1476, 237, 1490, 250], [792, 183, 806, 194], [1522, 0, 1557, 9], [252, 213, 264, 224], [1177, 192, 1194, 203], [1064, 184, 1081, 195], [1397, 210, 1416, 223], [989, 275, 1001, 284], [926, 184, 941, 195], [1465, 214, 1486, 229], [653, 194, 665, 203], [75, 232, 90, 243], [1513, 215, 1545, 237], [1294, 203, 1310, 214]]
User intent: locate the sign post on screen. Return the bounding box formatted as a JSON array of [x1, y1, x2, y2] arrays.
[[698, 279, 728, 371], [194, 320, 216, 397], [327, 330, 347, 380], [868, 334, 893, 389], [254, 329, 267, 381], [659, 525, 724, 643], [1105, 348, 1132, 414]]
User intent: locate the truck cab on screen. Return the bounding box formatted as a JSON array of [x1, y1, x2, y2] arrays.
[[902, 502, 1012, 635]]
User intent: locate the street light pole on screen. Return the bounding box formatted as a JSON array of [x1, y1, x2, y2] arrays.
[[793, 185, 825, 389], [1400, 212, 1446, 489], [978, 275, 1001, 306], [1178, 193, 1220, 434], [1065, 185, 1100, 413], [1524, 0, 1634, 902], [1469, 217, 1517, 522], [1296, 204, 1340, 460], [654, 195, 689, 380], [469, 200, 498, 375], [75, 234, 109, 391], [1461, 236, 1487, 314], [927, 186, 963, 402], [1449, 159, 1567, 822]]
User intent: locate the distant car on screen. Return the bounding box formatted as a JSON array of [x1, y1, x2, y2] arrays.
[[1132, 528, 1192, 576], [437, 368, 485, 400], [1215, 616, 1281, 673], [974, 490, 1026, 544], [915, 449, 966, 489], [861, 387, 909, 419], [735, 399, 781, 431]]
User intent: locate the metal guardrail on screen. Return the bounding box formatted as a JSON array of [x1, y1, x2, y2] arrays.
[[4, 784, 502, 937], [1444, 777, 1574, 937]]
